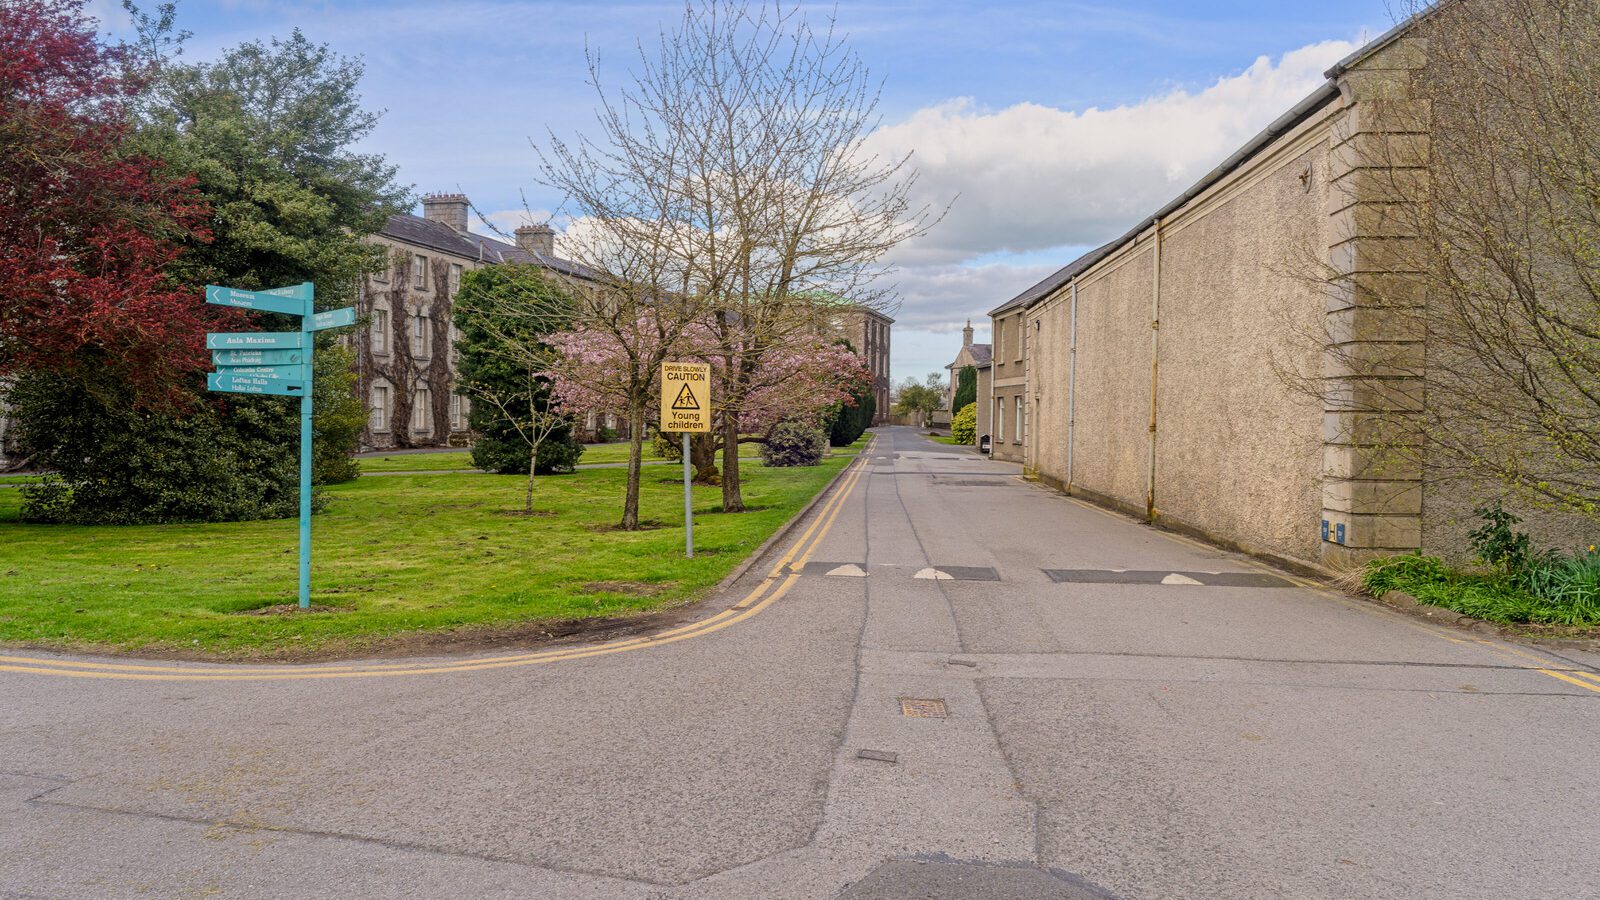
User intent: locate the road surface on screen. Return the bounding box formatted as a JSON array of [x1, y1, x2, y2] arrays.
[[3, 427, 1597, 898]]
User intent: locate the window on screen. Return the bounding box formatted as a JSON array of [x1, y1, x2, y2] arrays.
[[449, 263, 462, 296], [413, 254, 427, 289], [449, 393, 464, 431], [371, 307, 388, 354], [370, 385, 390, 432], [585, 411, 597, 431], [372, 256, 388, 283], [412, 313, 430, 356], [412, 387, 432, 433], [996, 318, 1005, 359], [1014, 396, 1023, 442]]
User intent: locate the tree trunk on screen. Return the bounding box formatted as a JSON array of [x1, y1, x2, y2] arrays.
[[621, 398, 645, 529], [720, 411, 744, 512], [525, 438, 539, 515], [691, 432, 718, 484]]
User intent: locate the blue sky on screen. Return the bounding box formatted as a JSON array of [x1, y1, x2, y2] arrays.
[[99, 0, 1396, 383]]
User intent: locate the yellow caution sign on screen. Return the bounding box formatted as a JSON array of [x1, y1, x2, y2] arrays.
[[660, 362, 711, 433]]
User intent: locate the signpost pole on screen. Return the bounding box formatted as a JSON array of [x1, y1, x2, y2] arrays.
[[297, 283, 314, 609], [682, 433, 694, 558]]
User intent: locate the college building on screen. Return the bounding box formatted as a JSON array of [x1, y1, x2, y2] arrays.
[[983, 15, 1587, 571]]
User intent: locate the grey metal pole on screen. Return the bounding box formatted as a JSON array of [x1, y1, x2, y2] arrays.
[[681, 432, 694, 558]]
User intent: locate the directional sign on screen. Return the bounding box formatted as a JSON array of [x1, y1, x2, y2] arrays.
[[208, 372, 307, 396], [212, 348, 304, 367], [660, 362, 711, 433], [205, 285, 311, 317], [308, 307, 356, 332], [211, 364, 309, 379], [207, 331, 304, 350]]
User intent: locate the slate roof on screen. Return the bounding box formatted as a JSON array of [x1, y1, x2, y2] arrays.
[[381, 214, 600, 282], [968, 343, 993, 367]]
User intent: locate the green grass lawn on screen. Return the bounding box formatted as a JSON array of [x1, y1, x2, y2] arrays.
[[928, 434, 964, 446], [356, 451, 477, 473], [0, 441, 865, 658]]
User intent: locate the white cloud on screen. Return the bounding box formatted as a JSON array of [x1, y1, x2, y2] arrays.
[[866, 40, 1357, 267]]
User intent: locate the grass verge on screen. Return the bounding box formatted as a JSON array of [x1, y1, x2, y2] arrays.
[[0, 440, 865, 658], [1363, 551, 1600, 629]]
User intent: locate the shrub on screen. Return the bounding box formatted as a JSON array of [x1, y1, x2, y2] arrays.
[[952, 365, 976, 412], [828, 384, 875, 447], [469, 430, 584, 475], [761, 420, 826, 467], [951, 404, 978, 444]]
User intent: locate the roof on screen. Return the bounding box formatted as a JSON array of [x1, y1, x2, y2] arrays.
[[987, 7, 1433, 318], [968, 343, 992, 367], [380, 214, 600, 282]]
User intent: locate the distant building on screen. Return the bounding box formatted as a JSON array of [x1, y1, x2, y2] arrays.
[[354, 193, 614, 450], [836, 307, 892, 425], [944, 320, 992, 447]]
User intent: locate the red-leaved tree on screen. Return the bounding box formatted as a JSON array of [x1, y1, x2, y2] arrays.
[[0, 0, 215, 402]]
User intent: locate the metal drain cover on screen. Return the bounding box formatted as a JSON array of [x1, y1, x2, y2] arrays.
[[900, 697, 948, 718]]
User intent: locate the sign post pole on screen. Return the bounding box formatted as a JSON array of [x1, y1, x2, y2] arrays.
[[682, 432, 694, 558], [205, 281, 352, 610], [660, 361, 712, 560], [298, 285, 314, 609]]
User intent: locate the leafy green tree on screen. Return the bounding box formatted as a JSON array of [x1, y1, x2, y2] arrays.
[[453, 265, 584, 505], [952, 365, 976, 412], [12, 27, 405, 521], [894, 373, 946, 427]]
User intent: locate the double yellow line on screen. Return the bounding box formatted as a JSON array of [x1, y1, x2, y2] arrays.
[[0, 440, 874, 683]]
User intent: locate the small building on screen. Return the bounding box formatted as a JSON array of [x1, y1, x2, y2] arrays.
[[944, 321, 991, 448]]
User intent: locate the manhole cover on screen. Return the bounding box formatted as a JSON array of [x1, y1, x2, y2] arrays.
[[900, 697, 948, 718]]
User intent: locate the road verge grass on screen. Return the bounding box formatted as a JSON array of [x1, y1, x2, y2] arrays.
[[0, 439, 866, 658]]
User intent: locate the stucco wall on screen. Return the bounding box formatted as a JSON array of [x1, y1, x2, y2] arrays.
[[1151, 142, 1330, 564], [1063, 249, 1156, 511]]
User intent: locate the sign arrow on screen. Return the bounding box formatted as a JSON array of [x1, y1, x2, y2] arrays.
[[206, 332, 304, 350], [308, 307, 356, 332], [208, 372, 307, 396], [205, 285, 311, 317], [212, 348, 304, 367]]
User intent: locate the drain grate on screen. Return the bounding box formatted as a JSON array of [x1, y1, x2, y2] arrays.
[[900, 697, 949, 718]]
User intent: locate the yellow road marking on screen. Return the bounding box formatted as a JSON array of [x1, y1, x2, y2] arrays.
[[1536, 669, 1600, 694], [0, 438, 873, 683]]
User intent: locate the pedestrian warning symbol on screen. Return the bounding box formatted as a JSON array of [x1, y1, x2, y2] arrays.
[[660, 361, 711, 432], [672, 383, 700, 411]]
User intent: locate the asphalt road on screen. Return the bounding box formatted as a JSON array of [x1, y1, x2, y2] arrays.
[[3, 426, 1597, 899]]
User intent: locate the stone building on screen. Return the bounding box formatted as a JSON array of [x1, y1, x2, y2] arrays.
[[355, 193, 600, 450], [944, 321, 991, 447], [986, 16, 1589, 570], [837, 307, 893, 425]]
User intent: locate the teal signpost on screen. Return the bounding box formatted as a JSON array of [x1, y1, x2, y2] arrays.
[[205, 282, 355, 609]]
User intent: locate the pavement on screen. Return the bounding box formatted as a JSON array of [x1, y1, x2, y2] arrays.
[[2, 426, 1597, 899]]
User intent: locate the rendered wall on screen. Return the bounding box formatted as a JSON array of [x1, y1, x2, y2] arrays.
[[1152, 141, 1330, 564]]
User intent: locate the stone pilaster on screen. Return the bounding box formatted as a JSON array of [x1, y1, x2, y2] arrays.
[[1321, 37, 1430, 569]]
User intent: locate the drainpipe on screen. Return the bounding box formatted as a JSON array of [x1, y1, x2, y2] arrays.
[[1066, 281, 1078, 491], [1147, 220, 1162, 522]]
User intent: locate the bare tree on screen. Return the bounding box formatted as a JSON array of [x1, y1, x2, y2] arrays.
[[541, 0, 939, 520], [1278, 0, 1600, 523]]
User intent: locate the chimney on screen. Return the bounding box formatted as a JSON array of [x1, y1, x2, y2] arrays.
[[962, 319, 974, 348], [515, 223, 556, 258], [421, 193, 470, 233]]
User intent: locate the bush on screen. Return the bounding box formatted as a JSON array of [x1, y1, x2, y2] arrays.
[[469, 429, 584, 475], [829, 384, 875, 447], [1363, 548, 1600, 628], [952, 365, 976, 412], [761, 420, 827, 467], [11, 370, 306, 524], [951, 404, 977, 444]]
